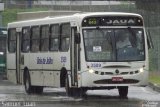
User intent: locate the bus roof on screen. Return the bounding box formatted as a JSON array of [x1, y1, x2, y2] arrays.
[[8, 12, 143, 28]]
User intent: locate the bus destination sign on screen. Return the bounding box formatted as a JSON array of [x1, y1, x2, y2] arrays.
[[82, 16, 143, 27]]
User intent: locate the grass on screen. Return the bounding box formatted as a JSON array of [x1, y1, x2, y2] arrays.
[[149, 72, 160, 85]]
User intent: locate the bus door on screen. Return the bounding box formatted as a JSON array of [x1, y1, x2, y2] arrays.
[[16, 28, 22, 84], [70, 22, 80, 87]]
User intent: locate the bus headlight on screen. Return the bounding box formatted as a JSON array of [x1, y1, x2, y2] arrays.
[[88, 69, 94, 73], [139, 68, 144, 73]]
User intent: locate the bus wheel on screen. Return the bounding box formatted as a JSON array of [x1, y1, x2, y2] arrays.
[[80, 88, 87, 97], [76, 88, 87, 98], [24, 70, 33, 94], [118, 86, 128, 98], [34, 86, 43, 94]]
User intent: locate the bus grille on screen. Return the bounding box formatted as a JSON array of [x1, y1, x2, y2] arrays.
[[94, 70, 140, 75], [94, 79, 139, 84]]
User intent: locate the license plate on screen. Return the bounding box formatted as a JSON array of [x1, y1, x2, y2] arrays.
[[112, 77, 123, 82]]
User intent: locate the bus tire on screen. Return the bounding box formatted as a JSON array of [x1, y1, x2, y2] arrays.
[[79, 88, 87, 97], [60, 67, 67, 87], [118, 86, 128, 98], [24, 70, 34, 94], [74, 88, 87, 98], [34, 86, 43, 94], [65, 75, 87, 97]]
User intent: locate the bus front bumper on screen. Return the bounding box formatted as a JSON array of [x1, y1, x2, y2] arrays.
[[79, 70, 148, 88]]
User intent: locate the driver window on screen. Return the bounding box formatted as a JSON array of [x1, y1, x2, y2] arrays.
[[116, 30, 131, 49]]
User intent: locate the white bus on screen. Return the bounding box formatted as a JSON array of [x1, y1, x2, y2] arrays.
[[7, 12, 151, 98]]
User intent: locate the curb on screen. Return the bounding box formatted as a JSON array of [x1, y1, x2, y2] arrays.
[[148, 82, 160, 92]]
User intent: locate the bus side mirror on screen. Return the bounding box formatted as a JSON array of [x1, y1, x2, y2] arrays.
[[75, 33, 81, 44], [146, 30, 154, 49]]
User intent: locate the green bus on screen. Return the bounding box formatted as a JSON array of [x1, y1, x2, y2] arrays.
[[0, 27, 7, 74]]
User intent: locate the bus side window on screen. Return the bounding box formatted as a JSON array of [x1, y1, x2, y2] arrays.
[[8, 28, 16, 53], [31, 26, 40, 52], [60, 23, 70, 52], [50, 24, 59, 51], [22, 27, 30, 52], [40, 25, 49, 51]]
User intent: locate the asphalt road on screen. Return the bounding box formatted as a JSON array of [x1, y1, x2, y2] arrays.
[[0, 80, 160, 107]]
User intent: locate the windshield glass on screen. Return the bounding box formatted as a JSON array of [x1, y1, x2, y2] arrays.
[[83, 28, 145, 62]]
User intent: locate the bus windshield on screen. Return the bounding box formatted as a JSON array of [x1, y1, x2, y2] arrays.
[[83, 28, 145, 62]]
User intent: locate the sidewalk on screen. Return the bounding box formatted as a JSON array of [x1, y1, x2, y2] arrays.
[[148, 82, 160, 92], [148, 72, 160, 92]]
